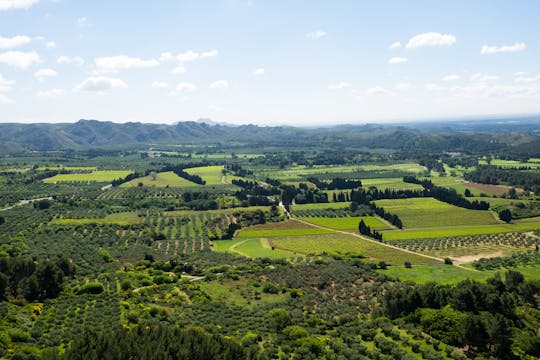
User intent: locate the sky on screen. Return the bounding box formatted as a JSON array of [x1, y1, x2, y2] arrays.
[[0, 0, 539, 126]]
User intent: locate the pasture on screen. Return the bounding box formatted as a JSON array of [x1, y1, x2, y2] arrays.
[[120, 171, 199, 187], [292, 202, 351, 210], [43, 170, 133, 183], [236, 220, 332, 238], [360, 177, 424, 190], [213, 238, 299, 259], [184, 165, 224, 185], [374, 197, 498, 228], [298, 216, 388, 231]]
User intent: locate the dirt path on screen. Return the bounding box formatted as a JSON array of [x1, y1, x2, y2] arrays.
[[0, 196, 54, 212], [228, 239, 250, 257], [451, 251, 504, 264], [290, 218, 477, 272]]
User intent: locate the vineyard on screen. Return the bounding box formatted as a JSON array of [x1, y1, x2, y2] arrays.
[[388, 232, 538, 259]]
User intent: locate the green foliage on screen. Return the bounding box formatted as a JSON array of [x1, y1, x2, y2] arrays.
[[77, 282, 104, 295]]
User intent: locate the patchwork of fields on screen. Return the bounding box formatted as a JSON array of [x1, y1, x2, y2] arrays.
[[43, 170, 133, 183]]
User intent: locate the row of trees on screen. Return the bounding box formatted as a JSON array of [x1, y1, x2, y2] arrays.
[[465, 165, 540, 194], [306, 177, 362, 190]]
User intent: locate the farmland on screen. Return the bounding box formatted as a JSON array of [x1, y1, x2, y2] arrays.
[[120, 171, 199, 187], [2, 121, 540, 359], [374, 197, 498, 228], [43, 170, 133, 183]]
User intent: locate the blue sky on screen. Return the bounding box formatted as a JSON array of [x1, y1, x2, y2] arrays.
[[0, 0, 539, 125]]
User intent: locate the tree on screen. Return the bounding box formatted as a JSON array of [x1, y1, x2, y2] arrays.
[[498, 209, 512, 223], [0, 216, 4, 225], [464, 189, 472, 197]]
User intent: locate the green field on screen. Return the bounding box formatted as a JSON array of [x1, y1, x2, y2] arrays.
[[292, 202, 352, 210], [120, 171, 199, 187], [213, 238, 299, 259], [299, 216, 388, 231], [43, 170, 133, 183], [184, 165, 224, 185], [37, 166, 97, 171], [261, 163, 426, 180], [478, 158, 540, 168], [360, 177, 424, 190], [374, 198, 498, 228], [271, 233, 440, 265], [52, 212, 141, 226], [382, 221, 540, 240], [383, 263, 540, 284], [237, 220, 332, 238]]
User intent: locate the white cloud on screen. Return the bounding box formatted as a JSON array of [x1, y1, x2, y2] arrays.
[[209, 80, 229, 89], [201, 50, 218, 58], [0, 93, 12, 103], [0, 73, 14, 92], [37, 88, 63, 98], [366, 86, 392, 96], [0, 50, 40, 69], [57, 55, 84, 66], [406, 32, 456, 49], [34, 68, 57, 81], [0, 73, 14, 103], [0, 35, 31, 49], [253, 68, 265, 76], [481, 42, 526, 55], [306, 30, 326, 39], [74, 76, 128, 92], [448, 83, 540, 99], [77, 17, 89, 26], [389, 41, 401, 49], [442, 74, 460, 82], [471, 73, 499, 82], [46, 41, 56, 49], [0, 0, 39, 11], [425, 83, 446, 93], [95, 55, 159, 73], [172, 65, 186, 74], [160, 49, 218, 63], [328, 81, 351, 91], [395, 82, 413, 90], [514, 73, 540, 83], [175, 82, 197, 92], [388, 57, 408, 64], [151, 81, 168, 88]]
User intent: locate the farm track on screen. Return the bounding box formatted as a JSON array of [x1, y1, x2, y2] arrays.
[[227, 239, 250, 257], [290, 217, 477, 272]]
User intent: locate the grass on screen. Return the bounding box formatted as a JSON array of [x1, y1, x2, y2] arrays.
[[382, 221, 540, 240], [165, 206, 275, 217], [43, 170, 133, 183], [360, 177, 424, 190], [237, 220, 332, 238], [120, 171, 198, 187], [374, 198, 498, 228], [184, 165, 224, 185], [52, 212, 140, 226], [292, 202, 351, 210], [197, 278, 287, 307], [261, 163, 426, 180], [299, 216, 388, 231], [271, 233, 440, 265], [37, 165, 97, 171], [214, 238, 299, 259], [383, 263, 540, 284], [478, 158, 540, 168]]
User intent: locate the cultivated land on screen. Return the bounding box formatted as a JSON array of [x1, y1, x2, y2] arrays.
[[120, 171, 199, 187], [184, 165, 225, 184], [43, 170, 133, 183], [374, 198, 498, 228], [2, 120, 540, 358]]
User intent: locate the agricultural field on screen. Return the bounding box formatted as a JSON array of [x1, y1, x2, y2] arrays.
[[236, 220, 333, 238], [259, 163, 426, 180], [184, 165, 224, 185], [478, 158, 540, 168], [291, 202, 352, 210], [120, 171, 199, 187], [360, 177, 424, 190], [374, 197, 498, 228], [298, 216, 388, 231], [213, 238, 299, 259], [270, 233, 440, 265], [43, 170, 133, 183]]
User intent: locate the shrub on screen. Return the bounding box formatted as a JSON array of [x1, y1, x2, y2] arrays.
[[77, 282, 104, 295]]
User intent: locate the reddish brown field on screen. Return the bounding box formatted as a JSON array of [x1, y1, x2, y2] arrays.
[[465, 181, 523, 196]]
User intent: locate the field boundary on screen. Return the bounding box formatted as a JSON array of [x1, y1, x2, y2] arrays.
[[288, 218, 481, 271]]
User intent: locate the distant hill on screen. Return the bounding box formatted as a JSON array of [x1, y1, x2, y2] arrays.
[[0, 117, 540, 154]]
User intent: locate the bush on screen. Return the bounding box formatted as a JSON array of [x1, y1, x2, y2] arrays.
[[77, 282, 104, 295], [444, 258, 453, 265]]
